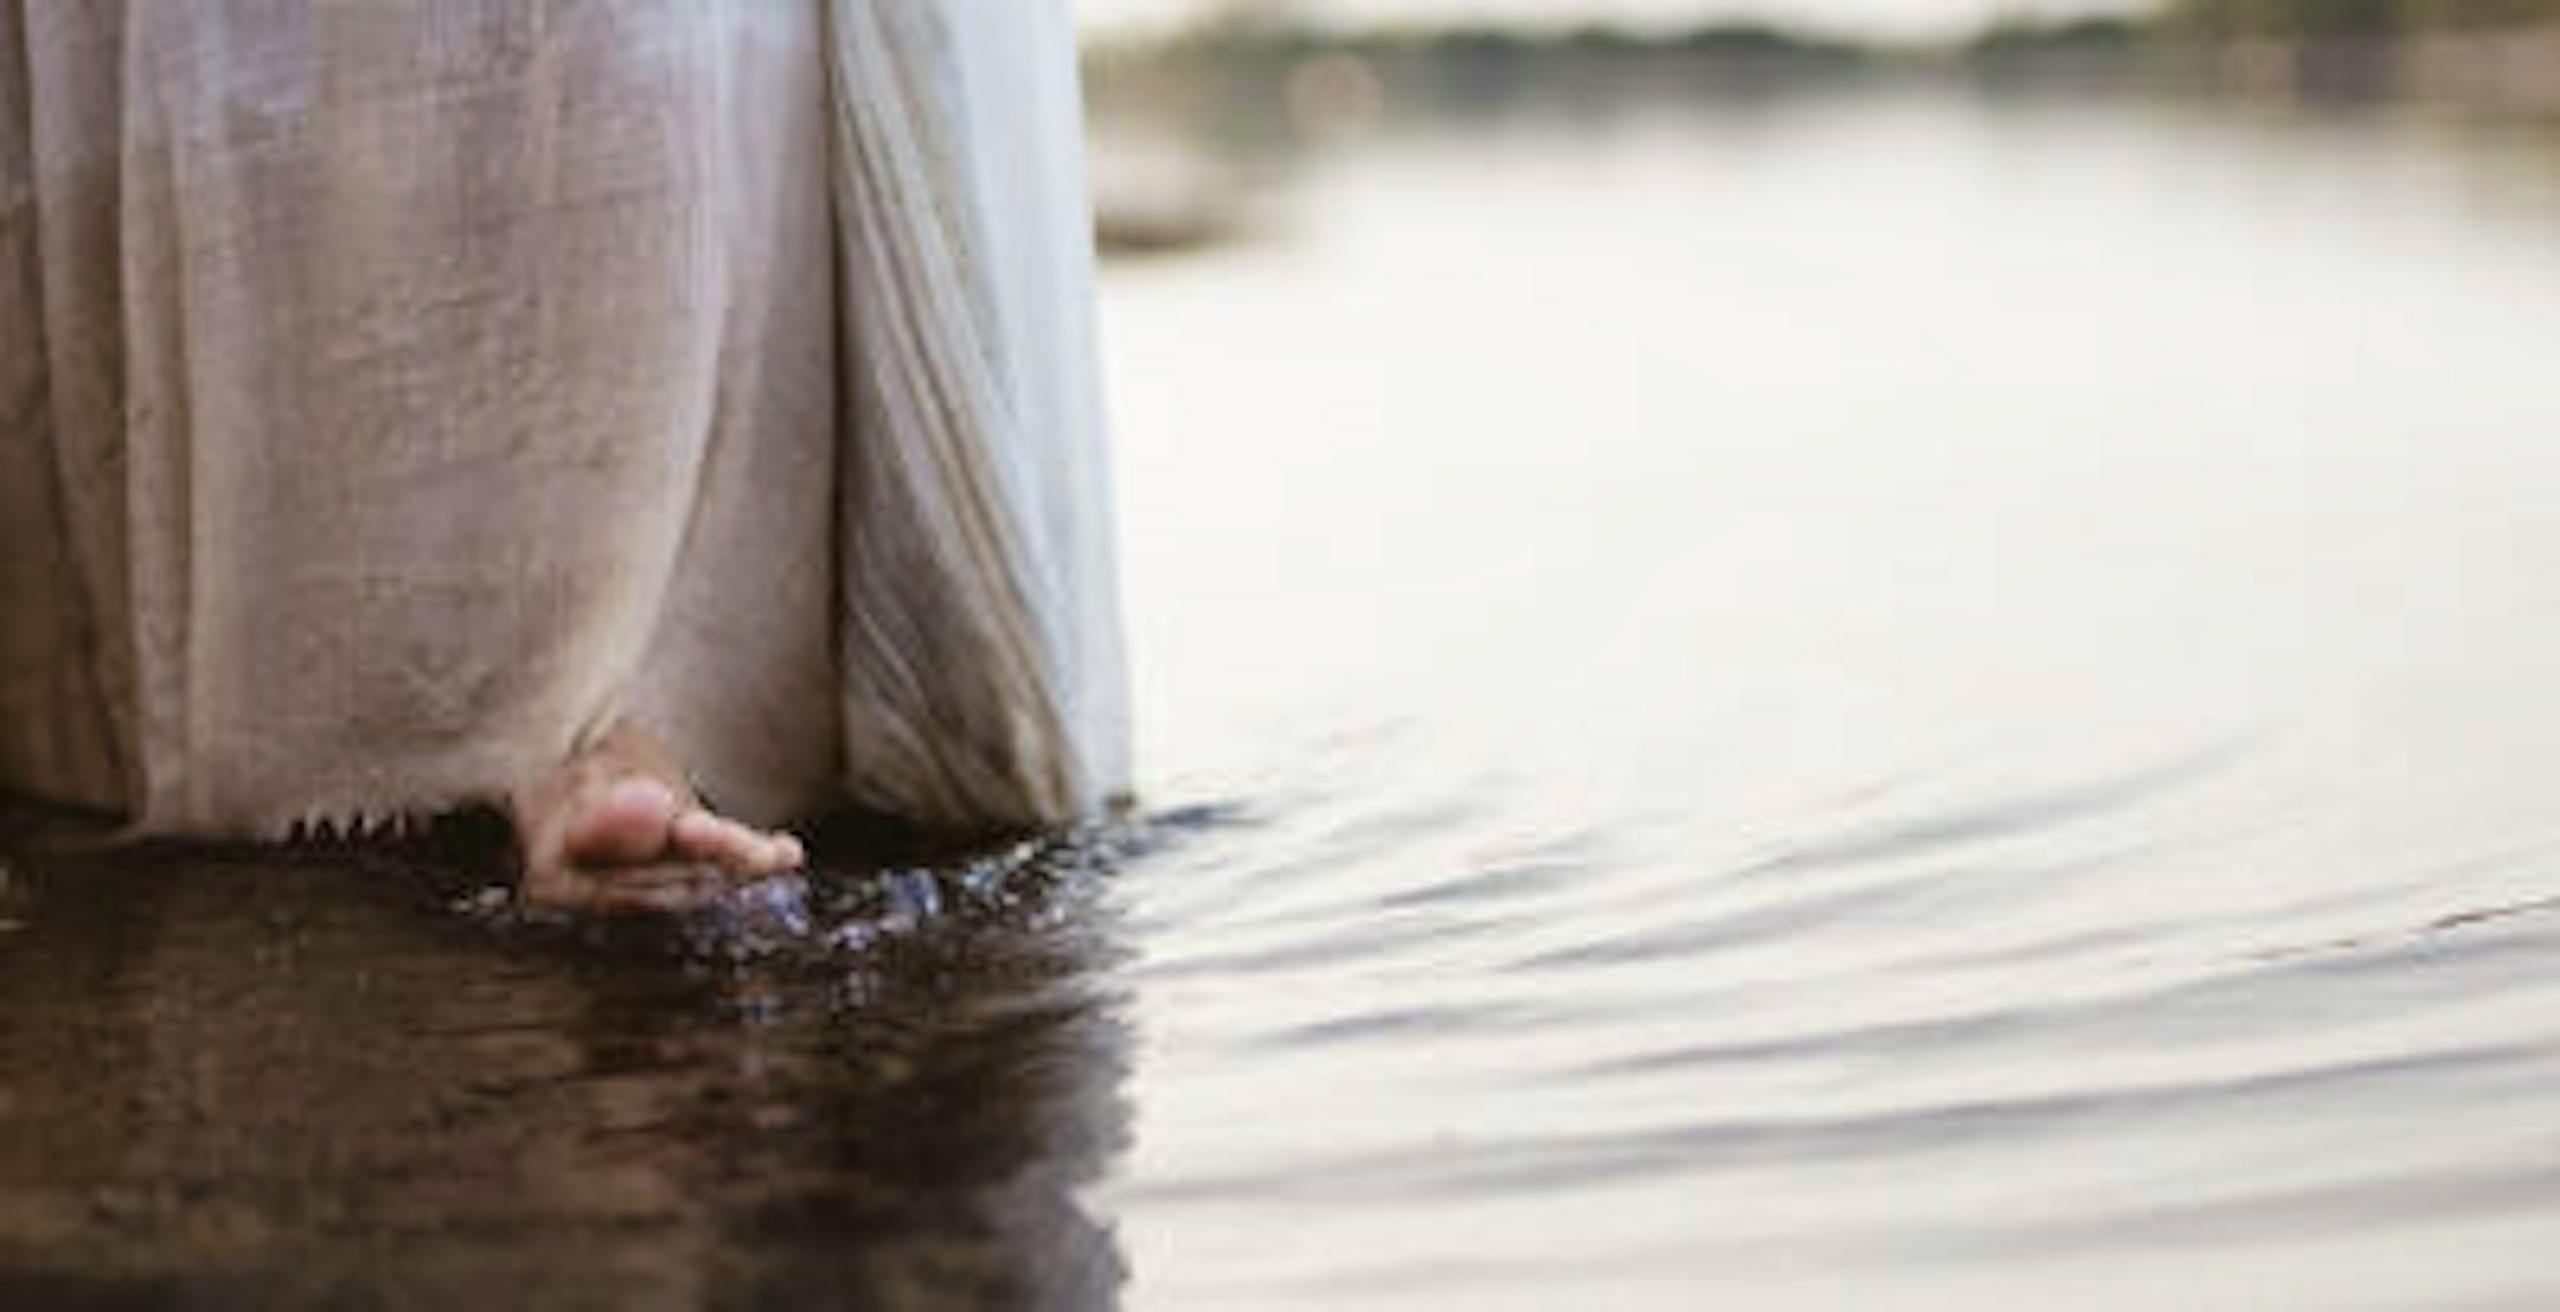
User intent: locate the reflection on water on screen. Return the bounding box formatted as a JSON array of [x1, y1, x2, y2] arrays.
[[0, 828, 1144, 1309], [10, 85, 2560, 1309]]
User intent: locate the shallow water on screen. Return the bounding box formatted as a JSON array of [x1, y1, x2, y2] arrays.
[[11, 87, 2560, 1308], [1099, 90, 2560, 1309], [0, 826, 1146, 1309]]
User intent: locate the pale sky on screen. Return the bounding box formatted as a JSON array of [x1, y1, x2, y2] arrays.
[[1079, 0, 2151, 42]]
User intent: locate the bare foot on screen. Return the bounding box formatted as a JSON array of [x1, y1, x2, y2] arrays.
[[511, 720, 806, 913]]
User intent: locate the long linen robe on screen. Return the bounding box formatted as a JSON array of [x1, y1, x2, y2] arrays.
[[0, 1, 1129, 839]]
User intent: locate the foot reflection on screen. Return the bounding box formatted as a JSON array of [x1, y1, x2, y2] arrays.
[[0, 817, 1135, 1309]]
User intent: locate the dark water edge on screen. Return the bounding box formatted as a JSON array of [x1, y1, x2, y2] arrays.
[[0, 804, 1183, 1311]]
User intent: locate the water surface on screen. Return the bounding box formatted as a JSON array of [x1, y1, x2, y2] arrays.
[[11, 87, 2560, 1309], [1099, 89, 2560, 1310]]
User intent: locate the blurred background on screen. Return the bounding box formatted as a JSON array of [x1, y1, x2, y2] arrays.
[[1081, 0, 2560, 258], [1070, 2, 2560, 1309]]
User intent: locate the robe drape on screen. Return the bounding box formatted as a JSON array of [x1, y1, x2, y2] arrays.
[[0, 0, 1129, 839]]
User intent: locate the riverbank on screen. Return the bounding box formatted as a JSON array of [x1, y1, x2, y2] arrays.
[[1079, 13, 2560, 258], [1084, 14, 2560, 121]]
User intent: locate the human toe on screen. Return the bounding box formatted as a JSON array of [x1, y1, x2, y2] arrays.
[[562, 777, 682, 867]]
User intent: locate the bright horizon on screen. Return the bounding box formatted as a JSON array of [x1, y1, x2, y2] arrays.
[[1077, 0, 2153, 42]]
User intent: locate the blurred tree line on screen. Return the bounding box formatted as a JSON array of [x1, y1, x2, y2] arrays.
[[1084, 14, 1871, 154], [2167, 0, 2560, 36], [1087, 0, 2560, 134]]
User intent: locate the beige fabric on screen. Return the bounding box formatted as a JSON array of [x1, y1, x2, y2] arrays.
[[0, 1, 1127, 838]]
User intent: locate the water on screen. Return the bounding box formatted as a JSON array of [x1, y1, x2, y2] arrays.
[[1100, 89, 2560, 1309], [10, 87, 2560, 1307]]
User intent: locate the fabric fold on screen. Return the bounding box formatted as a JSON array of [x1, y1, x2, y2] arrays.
[[0, 0, 1128, 840], [822, 0, 1128, 832]]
